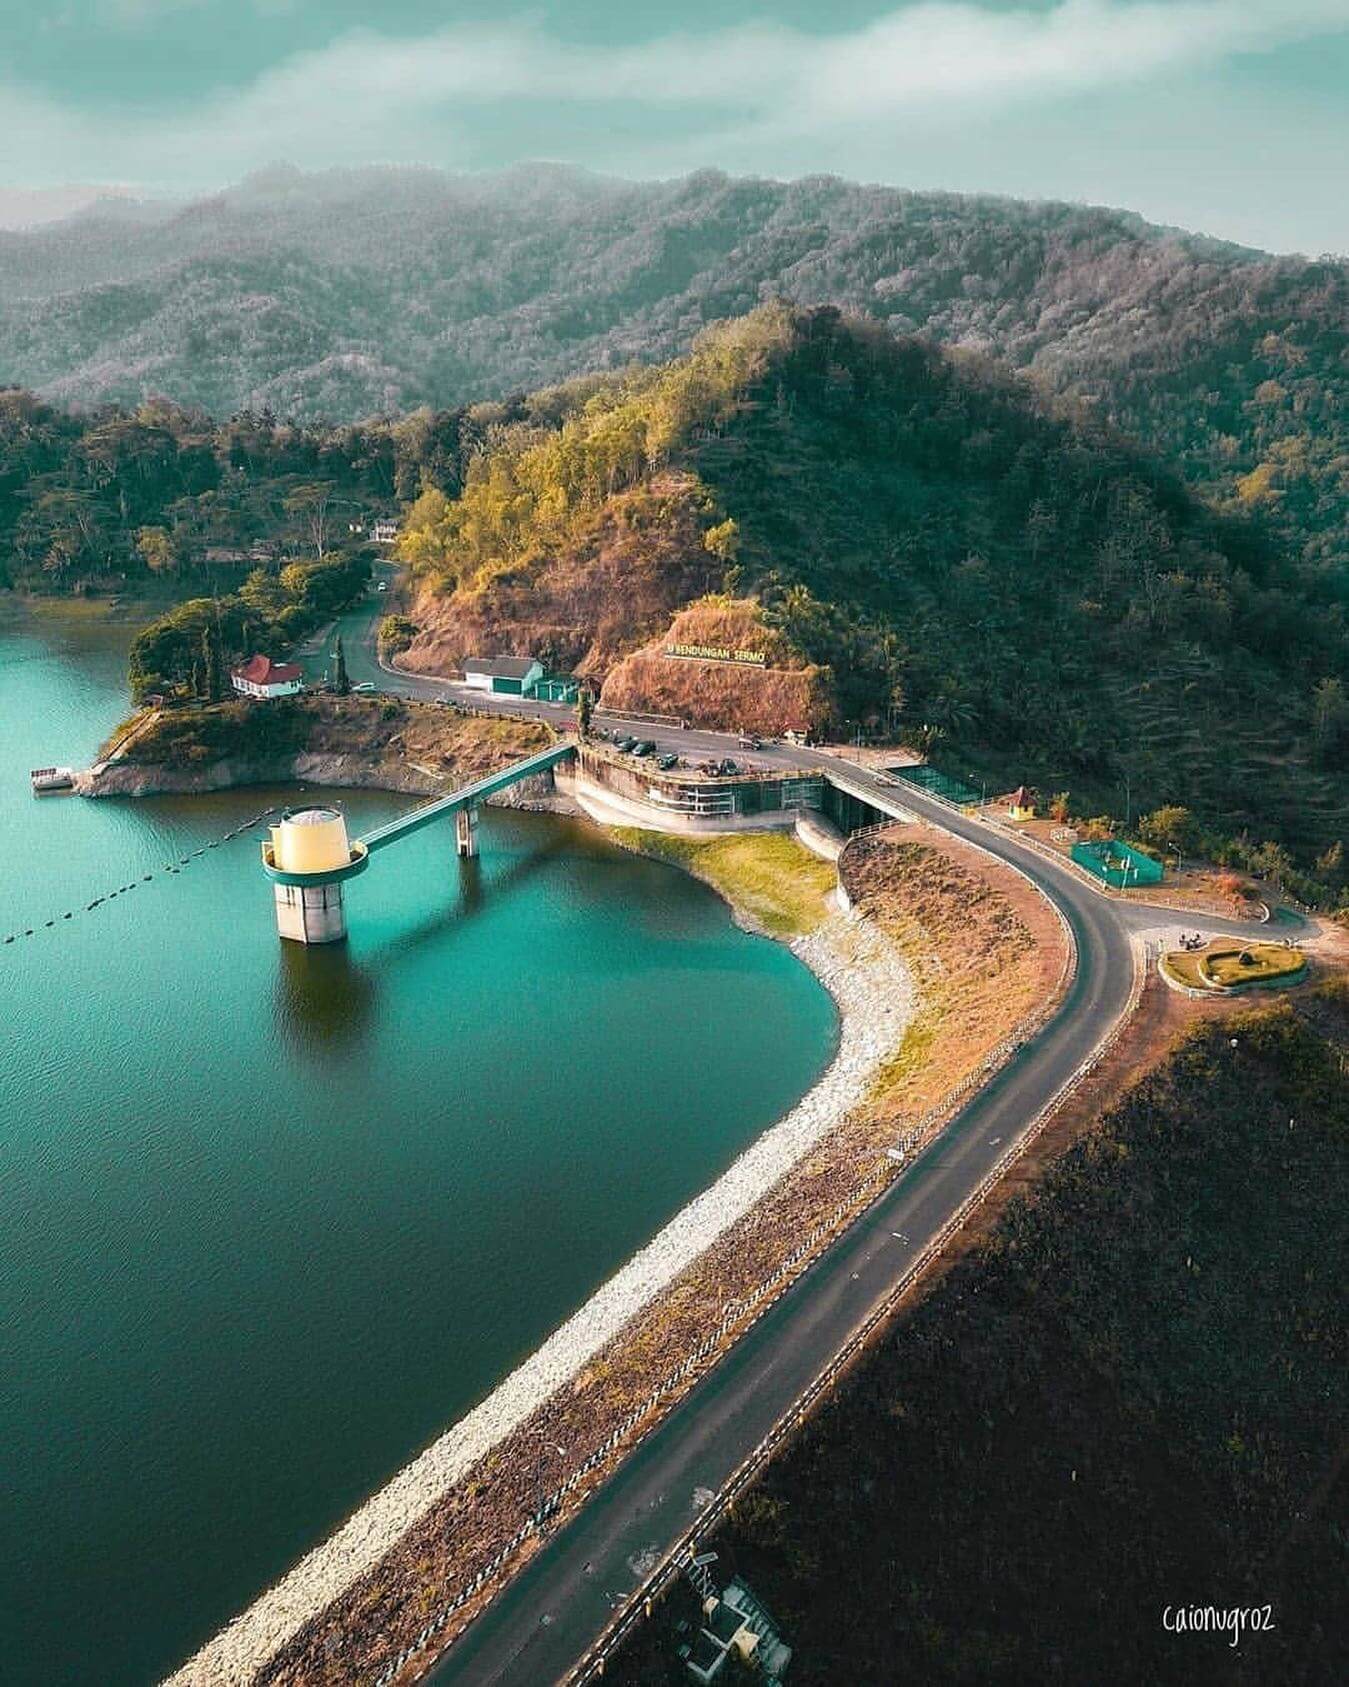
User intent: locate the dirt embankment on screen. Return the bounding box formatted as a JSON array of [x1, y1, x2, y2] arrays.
[[215, 824, 1068, 1687], [397, 474, 722, 680], [842, 823, 1070, 1126], [600, 596, 832, 735], [78, 696, 559, 803]]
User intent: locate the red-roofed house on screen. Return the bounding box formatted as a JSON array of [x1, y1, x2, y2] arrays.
[[1006, 785, 1036, 820], [231, 654, 304, 699]]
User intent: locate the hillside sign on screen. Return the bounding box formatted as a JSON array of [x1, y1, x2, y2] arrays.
[[664, 642, 767, 666]]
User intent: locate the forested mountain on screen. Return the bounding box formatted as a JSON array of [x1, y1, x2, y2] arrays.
[[396, 305, 1349, 867], [0, 387, 497, 592], [1, 166, 1344, 576]]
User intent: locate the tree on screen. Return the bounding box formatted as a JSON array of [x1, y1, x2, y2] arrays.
[[395, 487, 455, 583], [136, 525, 176, 573], [331, 635, 351, 696], [201, 625, 222, 703], [886, 675, 907, 734], [1311, 678, 1349, 762], [703, 517, 741, 564], [284, 481, 336, 559], [378, 615, 419, 660], [1315, 840, 1343, 884], [1139, 805, 1197, 866], [576, 684, 593, 738], [1049, 791, 1071, 823], [1252, 840, 1292, 890], [930, 694, 975, 740]]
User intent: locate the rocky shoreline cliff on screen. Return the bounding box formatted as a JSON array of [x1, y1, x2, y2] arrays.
[[75, 695, 576, 814]]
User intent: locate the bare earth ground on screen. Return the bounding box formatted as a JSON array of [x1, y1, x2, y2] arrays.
[[845, 822, 1068, 1127]]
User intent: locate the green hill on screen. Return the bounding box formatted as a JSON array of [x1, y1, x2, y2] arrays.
[[398, 304, 1349, 864], [1, 168, 1343, 581]]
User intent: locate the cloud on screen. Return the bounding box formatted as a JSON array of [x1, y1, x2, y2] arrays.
[[1, 0, 1346, 190]]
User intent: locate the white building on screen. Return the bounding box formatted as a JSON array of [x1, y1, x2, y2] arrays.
[[371, 519, 400, 544], [231, 654, 305, 699], [462, 655, 544, 696]]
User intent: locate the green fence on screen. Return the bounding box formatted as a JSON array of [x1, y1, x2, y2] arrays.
[[528, 676, 580, 704], [893, 765, 982, 806], [1070, 839, 1164, 889]]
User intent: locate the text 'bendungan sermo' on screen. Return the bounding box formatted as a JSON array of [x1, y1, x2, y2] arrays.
[[663, 645, 768, 665]]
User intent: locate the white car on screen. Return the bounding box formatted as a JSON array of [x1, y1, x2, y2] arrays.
[[351, 681, 376, 693], [376, 582, 388, 592]]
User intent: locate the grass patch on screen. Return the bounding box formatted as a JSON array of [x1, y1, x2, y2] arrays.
[[610, 829, 836, 937], [1163, 940, 1307, 992], [866, 1009, 939, 1109], [1160, 949, 1209, 989]]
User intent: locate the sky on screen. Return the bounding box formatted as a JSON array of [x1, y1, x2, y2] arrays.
[[0, 0, 1347, 253]]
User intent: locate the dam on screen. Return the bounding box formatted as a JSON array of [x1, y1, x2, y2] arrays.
[[0, 604, 838, 1687]]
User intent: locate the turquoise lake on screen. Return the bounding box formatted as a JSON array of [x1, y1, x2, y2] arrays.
[[0, 602, 837, 1686]]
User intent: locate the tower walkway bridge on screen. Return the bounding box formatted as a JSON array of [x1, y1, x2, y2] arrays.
[[358, 742, 576, 855], [262, 741, 576, 943], [258, 740, 914, 946], [7, 742, 914, 953]]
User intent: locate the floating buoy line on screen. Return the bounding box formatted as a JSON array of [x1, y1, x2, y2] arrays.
[[2, 807, 283, 947]]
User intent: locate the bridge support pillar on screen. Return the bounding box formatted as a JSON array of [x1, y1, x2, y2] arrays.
[[274, 880, 347, 944], [456, 806, 480, 859]]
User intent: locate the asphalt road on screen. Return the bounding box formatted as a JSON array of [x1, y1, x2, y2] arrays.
[[316, 576, 1292, 1686]]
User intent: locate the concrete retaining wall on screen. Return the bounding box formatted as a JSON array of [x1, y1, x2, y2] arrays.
[[561, 766, 799, 835]]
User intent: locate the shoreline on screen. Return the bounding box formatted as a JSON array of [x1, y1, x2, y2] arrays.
[[163, 778, 915, 1686], [76, 751, 577, 814]]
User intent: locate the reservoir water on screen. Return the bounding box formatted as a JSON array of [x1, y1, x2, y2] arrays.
[[0, 601, 837, 1686]]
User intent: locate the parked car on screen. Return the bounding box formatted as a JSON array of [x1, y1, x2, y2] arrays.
[[656, 753, 679, 770], [376, 582, 388, 592], [719, 759, 740, 776], [351, 681, 376, 692], [631, 740, 656, 757], [737, 735, 762, 750], [615, 736, 636, 752]]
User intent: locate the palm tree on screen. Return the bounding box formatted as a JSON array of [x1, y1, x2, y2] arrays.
[[930, 694, 975, 739]]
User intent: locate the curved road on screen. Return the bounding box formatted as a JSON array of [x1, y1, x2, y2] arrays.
[[315, 580, 1291, 1686], [421, 767, 1273, 1686]]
